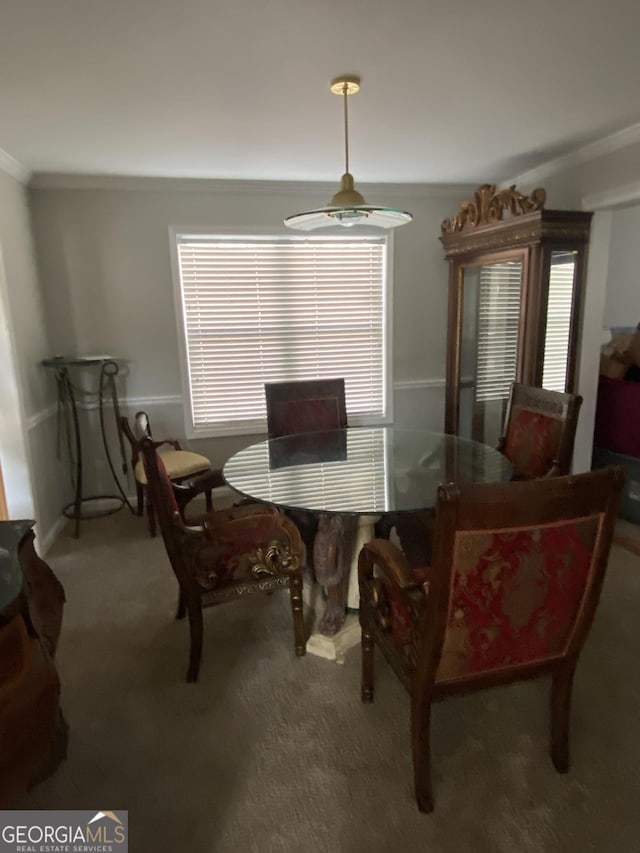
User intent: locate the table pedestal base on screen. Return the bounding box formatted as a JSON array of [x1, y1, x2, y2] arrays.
[[305, 612, 361, 663], [300, 514, 379, 660]]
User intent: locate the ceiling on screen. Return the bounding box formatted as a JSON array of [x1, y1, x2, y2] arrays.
[[1, 0, 639, 185]]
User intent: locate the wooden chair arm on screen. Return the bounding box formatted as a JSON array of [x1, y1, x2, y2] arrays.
[[152, 439, 182, 451], [359, 538, 424, 590], [185, 468, 225, 491], [171, 469, 224, 517]]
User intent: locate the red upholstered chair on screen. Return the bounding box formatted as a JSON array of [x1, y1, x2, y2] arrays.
[[358, 466, 624, 812], [120, 411, 217, 537], [265, 378, 347, 438], [140, 436, 306, 682], [497, 382, 583, 479]]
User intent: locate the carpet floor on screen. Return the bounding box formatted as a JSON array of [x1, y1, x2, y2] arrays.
[[15, 509, 640, 853]]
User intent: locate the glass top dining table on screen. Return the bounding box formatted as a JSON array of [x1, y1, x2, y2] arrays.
[[222, 427, 513, 516]]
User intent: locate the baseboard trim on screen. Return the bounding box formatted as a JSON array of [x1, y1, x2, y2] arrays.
[[36, 514, 68, 556], [614, 530, 640, 558]]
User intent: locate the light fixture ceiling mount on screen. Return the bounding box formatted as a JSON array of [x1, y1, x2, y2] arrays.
[[284, 75, 413, 231]]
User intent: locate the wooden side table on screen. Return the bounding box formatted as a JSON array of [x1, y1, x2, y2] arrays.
[[0, 520, 67, 806]]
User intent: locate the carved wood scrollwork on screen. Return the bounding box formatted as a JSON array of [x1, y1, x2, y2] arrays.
[[441, 184, 547, 234], [249, 540, 301, 578]]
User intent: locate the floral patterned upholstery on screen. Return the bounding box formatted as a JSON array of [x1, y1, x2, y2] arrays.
[[436, 519, 597, 682], [497, 383, 583, 481], [358, 467, 624, 813], [377, 518, 599, 680], [502, 404, 564, 479]]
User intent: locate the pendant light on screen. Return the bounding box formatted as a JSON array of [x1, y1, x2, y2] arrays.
[[284, 76, 413, 231]]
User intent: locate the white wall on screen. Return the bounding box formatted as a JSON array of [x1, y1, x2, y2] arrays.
[[28, 177, 472, 492], [0, 165, 63, 547], [603, 204, 640, 329]]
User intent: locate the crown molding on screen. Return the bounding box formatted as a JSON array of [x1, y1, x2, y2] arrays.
[[503, 122, 640, 188], [582, 180, 640, 212], [28, 171, 472, 199], [0, 147, 30, 184]]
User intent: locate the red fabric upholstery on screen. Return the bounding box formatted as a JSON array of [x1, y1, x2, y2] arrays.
[[436, 518, 598, 682], [502, 405, 564, 478], [385, 583, 414, 648], [380, 518, 599, 675]]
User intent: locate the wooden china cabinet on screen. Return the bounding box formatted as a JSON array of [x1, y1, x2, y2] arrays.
[[440, 184, 592, 446]]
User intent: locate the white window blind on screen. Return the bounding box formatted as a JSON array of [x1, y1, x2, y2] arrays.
[[173, 234, 388, 435], [542, 252, 577, 392], [475, 260, 523, 402]]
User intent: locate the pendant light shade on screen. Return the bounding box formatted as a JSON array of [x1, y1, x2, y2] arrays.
[[284, 76, 413, 231]]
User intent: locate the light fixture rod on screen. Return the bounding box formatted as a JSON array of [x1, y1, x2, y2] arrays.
[[331, 75, 360, 177], [342, 81, 350, 175]]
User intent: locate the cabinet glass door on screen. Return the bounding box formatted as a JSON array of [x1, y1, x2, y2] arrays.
[[542, 250, 578, 392], [459, 258, 523, 445]]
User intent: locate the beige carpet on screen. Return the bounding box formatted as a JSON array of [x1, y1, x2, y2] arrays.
[[16, 509, 640, 853]]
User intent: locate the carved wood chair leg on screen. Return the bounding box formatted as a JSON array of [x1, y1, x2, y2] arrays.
[[175, 586, 186, 620], [551, 666, 574, 772], [186, 592, 204, 683], [135, 482, 144, 517], [288, 572, 306, 656], [361, 626, 374, 702], [412, 699, 434, 813]]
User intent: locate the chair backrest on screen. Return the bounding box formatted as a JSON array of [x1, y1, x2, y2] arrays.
[[500, 382, 583, 478], [264, 379, 347, 438], [135, 411, 152, 440], [139, 436, 186, 572], [421, 466, 623, 692], [119, 410, 153, 467]]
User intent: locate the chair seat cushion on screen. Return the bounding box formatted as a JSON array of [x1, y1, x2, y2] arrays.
[[134, 450, 211, 485]]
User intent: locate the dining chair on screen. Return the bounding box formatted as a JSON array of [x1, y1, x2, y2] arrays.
[[139, 435, 306, 682], [496, 382, 583, 479], [358, 466, 624, 812], [120, 410, 215, 537], [265, 378, 347, 437], [264, 378, 352, 635]]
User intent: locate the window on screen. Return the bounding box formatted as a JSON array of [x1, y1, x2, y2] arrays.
[[171, 231, 391, 436]]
